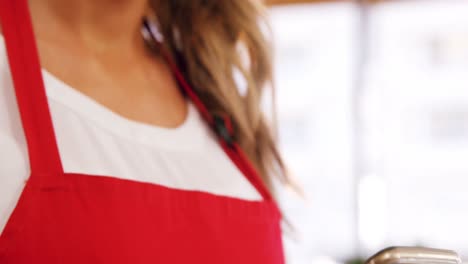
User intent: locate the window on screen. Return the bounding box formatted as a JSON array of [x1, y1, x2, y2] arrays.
[[270, 2, 357, 263], [270, 0, 468, 263], [364, 0, 468, 255]]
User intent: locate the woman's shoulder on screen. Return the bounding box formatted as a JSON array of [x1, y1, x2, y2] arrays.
[[0, 29, 22, 135], [0, 30, 6, 68], [0, 31, 11, 86], [0, 22, 9, 71], [0, 37, 29, 231]]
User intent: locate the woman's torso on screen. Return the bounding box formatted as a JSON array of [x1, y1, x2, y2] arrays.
[[0, 1, 284, 262], [0, 32, 263, 233]]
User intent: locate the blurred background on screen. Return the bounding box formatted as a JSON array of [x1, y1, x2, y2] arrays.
[[265, 0, 468, 263]]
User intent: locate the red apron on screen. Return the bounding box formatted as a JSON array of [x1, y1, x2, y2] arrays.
[[0, 0, 285, 263]]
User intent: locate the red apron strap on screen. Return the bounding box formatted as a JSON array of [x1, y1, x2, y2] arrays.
[[0, 0, 63, 174], [143, 21, 276, 204]]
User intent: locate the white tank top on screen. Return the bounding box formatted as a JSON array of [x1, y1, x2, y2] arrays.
[[0, 34, 261, 233]]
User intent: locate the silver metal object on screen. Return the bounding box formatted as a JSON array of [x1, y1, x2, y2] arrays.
[[365, 247, 462, 264]]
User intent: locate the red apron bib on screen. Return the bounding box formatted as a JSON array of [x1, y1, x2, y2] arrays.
[[0, 0, 285, 263]]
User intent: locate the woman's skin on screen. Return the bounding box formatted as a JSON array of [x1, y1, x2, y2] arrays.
[[25, 0, 188, 128]]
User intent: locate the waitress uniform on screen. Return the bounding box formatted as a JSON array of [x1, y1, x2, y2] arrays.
[[0, 0, 286, 263]]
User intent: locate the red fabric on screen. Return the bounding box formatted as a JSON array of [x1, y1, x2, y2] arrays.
[[0, 0, 285, 263]]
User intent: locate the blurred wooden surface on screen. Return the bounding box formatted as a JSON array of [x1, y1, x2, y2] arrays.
[[267, 0, 385, 5], [268, 0, 342, 5]]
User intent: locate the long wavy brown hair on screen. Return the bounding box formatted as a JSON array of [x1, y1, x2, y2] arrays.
[[150, 0, 289, 194]]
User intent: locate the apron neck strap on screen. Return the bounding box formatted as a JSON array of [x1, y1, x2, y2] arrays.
[[0, 0, 64, 174], [142, 20, 276, 203]]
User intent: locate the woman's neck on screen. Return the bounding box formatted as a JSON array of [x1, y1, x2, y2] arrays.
[[29, 0, 150, 54]]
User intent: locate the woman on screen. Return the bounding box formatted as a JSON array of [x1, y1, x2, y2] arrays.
[[0, 0, 287, 262]]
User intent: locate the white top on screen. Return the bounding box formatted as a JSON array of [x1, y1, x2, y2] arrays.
[[0, 34, 261, 233]]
